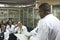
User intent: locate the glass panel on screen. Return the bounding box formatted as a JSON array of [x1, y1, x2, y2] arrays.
[[53, 6, 60, 20], [0, 9, 7, 21], [34, 9, 40, 27], [9, 9, 19, 22], [27, 8, 33, 27], [20, 9, 24, 24], [23, 8, 27, 26], [0, 12, 4, 18]]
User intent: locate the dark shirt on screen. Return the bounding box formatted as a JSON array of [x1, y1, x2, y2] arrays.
[[0, 32, 4, 40]]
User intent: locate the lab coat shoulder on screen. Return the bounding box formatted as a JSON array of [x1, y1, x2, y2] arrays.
[[22, 25, 31, 36], [22, 25, 28, 32], [22, 25, 27, 29], [38, 14, 60, 29], [30, 27, 38, 36], [6, 25, 10, 29], [22, 25, 28, 31], [36, 14, 60, 40], [11, 25, 15, 30], [11, 25, 15, 28], [37, 18, 49, 30], [33, 21, 49, 40]]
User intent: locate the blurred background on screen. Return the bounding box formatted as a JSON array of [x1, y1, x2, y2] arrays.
[[0, 0, 60, 29]]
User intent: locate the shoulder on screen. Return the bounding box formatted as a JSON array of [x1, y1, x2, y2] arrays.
[[11, 25, 15, 27], [37, 19, 47, 25], [6, 25, 10, 28], [37, 19, 50, 28], [22, 25, 27, 29]]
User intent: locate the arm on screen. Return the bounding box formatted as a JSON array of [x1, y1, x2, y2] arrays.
[[23, 26, 31, 37], [36, 23, 49, 40], [11, 24, 19, 33], [4, 30, 9, 40], [12, 27, 19, 33], [30, 27, 38, 36]]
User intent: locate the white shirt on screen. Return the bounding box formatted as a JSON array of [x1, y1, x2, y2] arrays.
[[33, 14, 60, 40], [4, 24, 15, 40], [14, 25, 30, 36], [4, 29, 9, 40], [30, 27, 38, 36], [14, 25, 30, 40], [6, 24, 15, 34], [0, 28, 9, 40], [29, 27, 38, 40]]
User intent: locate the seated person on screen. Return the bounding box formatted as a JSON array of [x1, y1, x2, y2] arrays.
[[6, 20, 17, 40], [0, 24, 5, 40], [13, 21, 30, 40]]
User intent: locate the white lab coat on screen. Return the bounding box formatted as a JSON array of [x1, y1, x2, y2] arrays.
[[0, 28, 9, 40], [31, 14, 60, 40], [29, 27, 38, 40], [6, 25, 15, 34], [13, 25, 30, 36], [4, 24, 15, 40], [14, 25, 30, 40], [4, 30, 9, 40]]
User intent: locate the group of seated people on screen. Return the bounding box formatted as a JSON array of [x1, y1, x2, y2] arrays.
[[0, 20, 38, 40]]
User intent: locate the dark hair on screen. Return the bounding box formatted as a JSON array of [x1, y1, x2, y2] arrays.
[[6, 21, 9, 25], [39, 3, 51, 12]]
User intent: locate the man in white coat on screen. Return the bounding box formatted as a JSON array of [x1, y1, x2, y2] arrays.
[[13, 21, 30, 40], [6, 20, 17, 40], [32, 3, 60, 40]]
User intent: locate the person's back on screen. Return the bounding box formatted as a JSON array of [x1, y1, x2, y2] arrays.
[[40, 14, 60, 40]]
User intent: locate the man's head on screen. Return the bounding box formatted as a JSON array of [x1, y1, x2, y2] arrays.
[[39, 3, 51, 18], [1, 24, 6, 31], [7, 20, 12, 25], [17, 21, 22, 28]]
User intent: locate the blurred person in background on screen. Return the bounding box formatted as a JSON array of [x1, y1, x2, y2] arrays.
[[6, 20, 15, 33], [0, 20, 9, 40], [13, 21, 30, 40], [0, 24, 5, 40], [6, 20, 17, 40]]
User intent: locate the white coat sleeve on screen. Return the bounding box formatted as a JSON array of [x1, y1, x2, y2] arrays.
[[6, 25, 10, 31], [23, 26, 31, 37], [36, 23, 49, 40], [10, 25, 15, 33], [30, 27, 38, 36], [55, 31, 60, 40], [12, 27, 19, 33], [4, 30, 9, 40]]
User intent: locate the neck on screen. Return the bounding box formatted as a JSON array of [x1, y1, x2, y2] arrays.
[[42, 13, 51, 18]]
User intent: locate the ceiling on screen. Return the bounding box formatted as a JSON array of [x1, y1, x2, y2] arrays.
[[37, 0, 60, 5], [0, 0, 60, 5], [0, 0, 36, 5]]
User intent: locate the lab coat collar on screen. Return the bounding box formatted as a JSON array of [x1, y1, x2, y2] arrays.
[[38, 14, 53, 23], [43, 14, 53, 19]]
